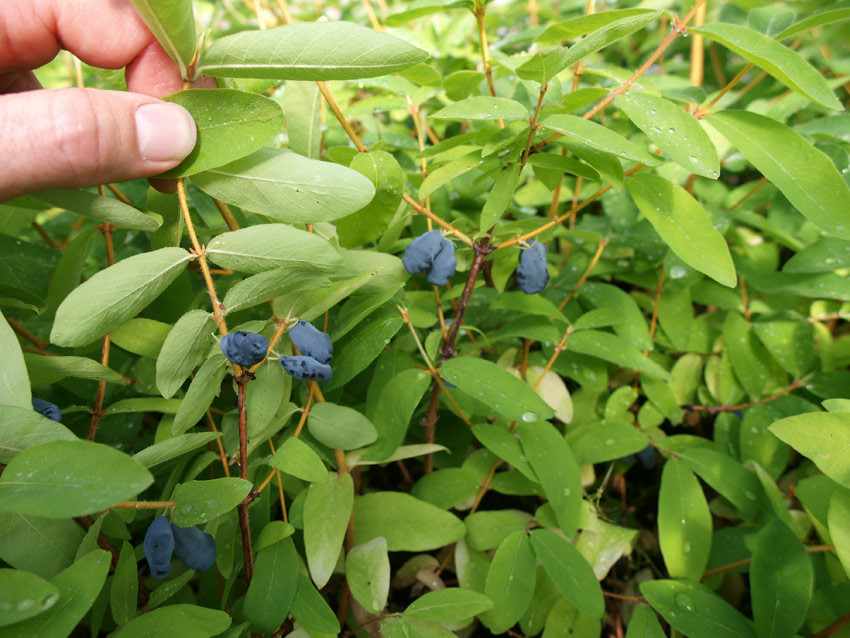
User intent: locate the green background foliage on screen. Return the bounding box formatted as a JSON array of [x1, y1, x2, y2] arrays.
[[1, 0, 850, 636]]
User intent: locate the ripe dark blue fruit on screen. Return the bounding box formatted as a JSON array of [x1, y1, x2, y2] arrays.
[[171, 524, 217, 571], [219, 331, 269, 366], [516, 240, 549, 294], [427, 239, 457, 286], [279, 355, 333, 383], [32, 398, 61, 422], [402, 229, 443, 274], [144, 517, 175, 579], [636, 445, 656, 469], [289, 320, 333, 365]]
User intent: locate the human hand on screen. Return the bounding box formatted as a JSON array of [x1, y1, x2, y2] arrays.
[[0, 0, 199, 202]]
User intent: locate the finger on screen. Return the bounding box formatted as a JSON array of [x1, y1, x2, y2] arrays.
[[0, 71, 43, 93], [0, 87, 196, 202]]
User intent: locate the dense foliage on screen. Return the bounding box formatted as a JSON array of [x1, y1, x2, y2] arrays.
[[1, 0, 850, 636]]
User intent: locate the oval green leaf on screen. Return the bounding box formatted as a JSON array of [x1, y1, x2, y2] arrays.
[[307, 402, 378, 450], [303, 472, 354, 588], [172, 477, 252, 526], [31, 189, 161, 231], [658, 458, 711, 580], [541, 114, 663, 166]]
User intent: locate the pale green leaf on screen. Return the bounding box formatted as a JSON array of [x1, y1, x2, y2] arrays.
[[658, 459, 712, 580], [31, 189, 161, 231], [133, 432, 222, 469], [0, 569, 59, 628], [404, 587, 493, 622], [346, 537, 390, 614], [430, 97, 528, 121], [112, 604, 231, 638], [156, 310, 216, 399], [769, 411, 850, 487], [129, 0, 196, 78], [304, 472, 354, 588], [284, 81, 322, 159], [480, 530, 536, 633], [172, 478, 252, 526], [541, 114, 663, 165], [307, 402, 378, 450], [337, 151, 404, 247], [0, 310, 31, 409]]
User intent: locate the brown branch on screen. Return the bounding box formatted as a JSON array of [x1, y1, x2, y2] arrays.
[[212, 198, 240, 231], [31, 222, 60, 250], [236, 373, 254, 585], [702, 544, 834, 579], [689, 375, 811, 415], [7, 317, 48, 350]]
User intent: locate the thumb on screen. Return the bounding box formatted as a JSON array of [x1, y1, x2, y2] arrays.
[[0, 87, 196, 202]]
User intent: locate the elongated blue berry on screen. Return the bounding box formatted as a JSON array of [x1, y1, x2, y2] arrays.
[[289, 320, 333, 365], [219, 331, 268, 366], [402, 229, 443, 274], [516, 240, 549, 294], [636, 445, 656, 469], [279, 355, 333, 383], [32, 398, 61, 422], [144, 517, 175, 579], [427, 238, 457, 286], [171, 524, 217, 571]]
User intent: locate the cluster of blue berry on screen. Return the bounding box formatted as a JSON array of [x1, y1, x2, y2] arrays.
[[401, 231, 550, 294], [219, 322, 333, 383], [143, 516, 217, 579]]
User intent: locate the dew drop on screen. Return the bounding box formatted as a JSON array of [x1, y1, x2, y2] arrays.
[[521, 412, 537, 422], [17, 600, 34, 612], [669, 266, 687, 279], [43, 592, 59, 609], [674, 593, 695, 612], [667, 127, 675, 134]]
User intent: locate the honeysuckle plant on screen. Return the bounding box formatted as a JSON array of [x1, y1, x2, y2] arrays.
[[1, 0, 850, 636]]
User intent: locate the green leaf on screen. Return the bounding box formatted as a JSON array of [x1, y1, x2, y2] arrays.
[[481, 163, 521, 230], [828, 491, 850, 580], [724, 311, 782, 400], [0, 310, 31, 409], [640, 579, 756, 638], [198, 22, 428, 80], [110, 542, 137, 626], [708, 110, 850, 240], [418, 151, 488, 199], [273, 269, 381, 323], [541, 115, 663, 166], [411, 468, 481, 509], [206, 224, 342, 274], [405, 587, 493, 622], [24, 353, 126, 387], [616, 92, 719, 178], [112, 604, 232, 638], [307, 402, 378, 450], [678, 447, 761, 520], [354, 491, 465, 551], [526, 153, 600, 180], [0, 514, 83, 580], [284, 81, 322, 159], [626, 174, 736, 287], [156, 310, 216, 399], [363, 368, 432, 461], [518, 422, 582, 536], [0, 569, 59, 627], [625, 605, 666, 638], [223, 267, 328, 315], [430, 97, 528, 121], [247, 362, 285, 438], [748, 6, 796, 37], [490, 291, 569, 324], [110, 318, 171, 358], [693, 23, 842, 110], [3, 550, 109, 638], [472, 424, 536, 481], [0, 441, 153, 518], [750, 519, 812, 638], [172, 478, 252, 526], [480, 530, 536, 634], [243, 537, 299, 634], [567, 421, 649, 465], [129, 0, 196, 78], [777, 6, 850, 39], [327, 306, 404, 389], [783, 237, 850, 273], [769, 411, 850, 487], [752, 319, 814, 378], [658, 459, 711, 580], [518, 12, 661, 84], [346, 537, 390, 614], [290, 572, 340, 634], [44, 229, 97, 317], [192, 147, 375, 224], [440, 357, 555, 423], [303, 472, 354, 588], [171, 356, 228, 435], [337, 151, 404, 247], [103, 398, 181, 416], [31, 189, 160, 231], [133, 432, 222, 469], [160, 89, 284, 178], [270, 436, 327, 483], [567, 330, 672, 380], [536, 8, 660, 43], [530, 529, 604, 618], [579, 282, 652, 350], [386, 0, 474, 26], [50, 247, 193, 347]]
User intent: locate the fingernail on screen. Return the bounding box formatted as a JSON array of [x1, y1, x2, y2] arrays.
[[135, 103, 197, 162]]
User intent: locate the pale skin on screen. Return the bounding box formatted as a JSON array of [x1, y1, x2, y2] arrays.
[[0, 0, 202, 202]]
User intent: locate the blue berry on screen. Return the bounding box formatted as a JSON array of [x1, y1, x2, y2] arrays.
[[171, 524, 217, 571], [144, 517, 175, 579], [516, 241, 549, 294], [219, 331, 269, 366], [427, 238, 457, 286], [636, 445, 656, 470], [402, 230, 443, 274], [279, 355, 333, 383], [32, 398, 61, 422], [289, 320, 333, 365]]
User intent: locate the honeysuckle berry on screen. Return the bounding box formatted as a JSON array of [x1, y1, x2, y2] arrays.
[[279, 355, 333, 383], [516, 240, 549, 294], [427, 238, 457, 286], [402, 229, 443, 275], [32, 398, 61, 422], [171, 523, 217, 571], [219, 331, 268, 367], [144, 517, 175, 580], [289, 320, 333, 365]]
